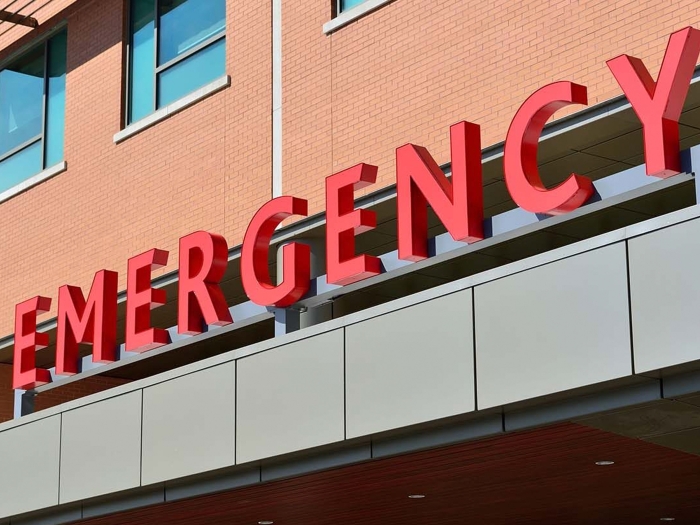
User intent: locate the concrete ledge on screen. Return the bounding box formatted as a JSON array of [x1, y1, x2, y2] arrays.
[[0, 161, 67, 205], [323, 0, 394, 34], [114, 75, 231, 144]]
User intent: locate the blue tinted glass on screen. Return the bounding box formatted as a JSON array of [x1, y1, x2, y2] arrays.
[[128, 0, 155, 123], [45, 31, 67, 167], [158, 0, 225, 65], [0, 45, 44, 158], [340, 0, 366, 11], [157, 38, 225, 107], [0, 140, 42, 193]]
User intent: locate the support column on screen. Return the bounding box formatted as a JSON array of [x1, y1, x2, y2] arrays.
[[684, 144, 700, 204], [275, 237, 332, 335], [14, 390, 34, 419]]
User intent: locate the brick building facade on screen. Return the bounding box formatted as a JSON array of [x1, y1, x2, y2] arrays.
[[2, 1, 700, 523], [1, 0, 699, 339]]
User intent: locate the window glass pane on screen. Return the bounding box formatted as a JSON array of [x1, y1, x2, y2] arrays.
[[340, 0, 366, 11], [157, 38, 225, 107], [0, 46, 44, 158], [129, 0, 155, 123], [158, 0, 225, 65], [45, 30, 67, 167], [0, 140, 42, 194]]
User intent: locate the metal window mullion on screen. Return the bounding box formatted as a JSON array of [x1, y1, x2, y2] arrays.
[[40, 38, 48, 169], [0, 134, 42, 164], [124, 0, 132, 127], [153, 0, 159, 110], [154, 31, 225, 74]]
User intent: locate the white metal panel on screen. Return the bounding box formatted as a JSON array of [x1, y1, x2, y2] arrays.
[[236, 329, 344, 464], [345, 289, 475, 438], [0, 416, 60, 518], [59, 392, 142, 503], [628, 217, 700, 372], [475, 242, 632, 409], [142, 362, 236, 485]]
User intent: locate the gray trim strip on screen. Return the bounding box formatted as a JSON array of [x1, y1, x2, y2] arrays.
[[165, 466, 260, 502], [661, 369, 700, 398], [113, 75, 231, 143], [371, 414, 503, 458], [506, 381, 662, 431], [81, 486, 164, 519], [260, 444, 371, 482]]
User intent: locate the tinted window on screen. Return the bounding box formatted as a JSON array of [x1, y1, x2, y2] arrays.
[[0, 30, 67, 195], [0, 46, 44, 157], [158, 0, 225, 65], [127, 0, 226, 124]]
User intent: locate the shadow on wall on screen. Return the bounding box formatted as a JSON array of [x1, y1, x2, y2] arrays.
[[0, 0, 124, 76]]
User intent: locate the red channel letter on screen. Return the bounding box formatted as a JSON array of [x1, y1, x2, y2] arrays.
[[326, 164, 381, 286], [126, 248, 170, 352], [397, 121, 484, 261], [13, 296, 52, 390], [504, 81, 594, 215], [241, 196, 310, 307], [608, 27, 700, 178], [56, 270, 119, 375], [178, 231, 232, 335]]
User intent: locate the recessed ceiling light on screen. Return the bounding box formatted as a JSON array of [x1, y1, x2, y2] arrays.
[[595, 460, 615, 466], [660, 519, 675, 522], [408, 494, 426, 499], [258, 521, 274, 524]]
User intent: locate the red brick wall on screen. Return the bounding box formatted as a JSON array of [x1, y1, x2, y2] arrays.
[[2, 0, 700, 412], [281, 0, 700, 209]]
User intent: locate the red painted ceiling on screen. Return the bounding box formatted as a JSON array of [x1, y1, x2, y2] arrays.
[[73, 423, 700, 525]]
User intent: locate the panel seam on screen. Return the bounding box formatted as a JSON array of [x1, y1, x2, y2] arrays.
[[472, 287, 478, 412], [58, 413, 64, 510], [139, 390, 144, 487], [624, 240, 636, 376], [233, 360, 238, 466], [343, 327, 347, 441]]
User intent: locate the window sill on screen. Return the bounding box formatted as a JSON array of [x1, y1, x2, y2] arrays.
[[114, 75, 231, 144], [323, 0, 395, 34], [0, 161, 67, 205]]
